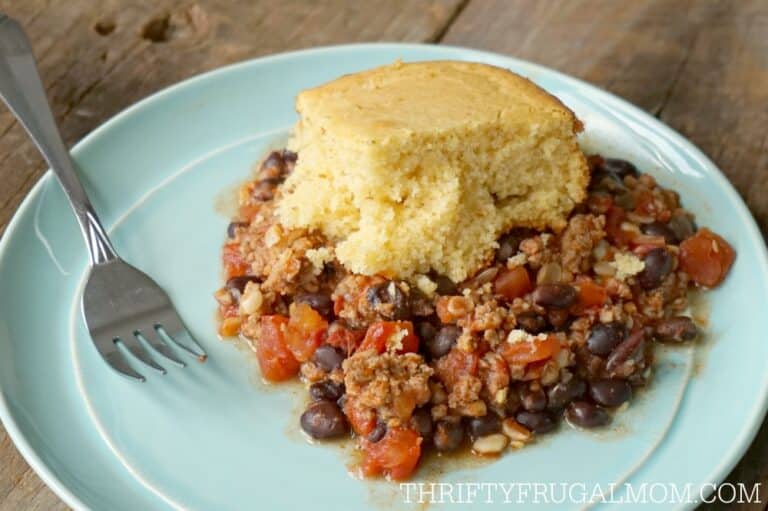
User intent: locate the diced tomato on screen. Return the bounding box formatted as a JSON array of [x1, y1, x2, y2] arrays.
[[494, 266, 533, 301], [361, 427, 422, 481], [326, 321, 365, 356], [434, 348, 479, 391], [435, 296, 470, 324], [222, 243, 249, 278], [605, 206, 629, 246], [344, 399, 376, 436], [679, 228, 735, 287], [284, 303, 328, 362], [359, 321, 418, 354], [499, 334, 561, 367], [575, 278, 608, 308], [333, 295, 345, 316], [256, 315, 300, 382]]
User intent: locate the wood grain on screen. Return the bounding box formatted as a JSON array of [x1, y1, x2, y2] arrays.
[[0, 0, 766, 509]]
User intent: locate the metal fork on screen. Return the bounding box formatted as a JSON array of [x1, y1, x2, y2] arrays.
[[0, 14, 206, 381]]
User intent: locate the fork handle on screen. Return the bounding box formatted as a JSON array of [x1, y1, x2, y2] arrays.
[[0, 14, 117, 265]]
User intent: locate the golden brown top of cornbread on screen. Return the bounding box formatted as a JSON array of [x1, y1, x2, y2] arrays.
[[279, 61, 589, 282], [295, 60, 583, 140]]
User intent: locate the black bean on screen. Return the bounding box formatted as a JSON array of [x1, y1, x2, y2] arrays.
[[227, 221, 248, 239], [496, 235, 519, 262], [605, 328, 647, 372], [588, 379, 632, 407], [505, 388, 522, 414], [519, 386, 547, 412], [587, 322, 627, 356], [282, 149, 298, 164], [428, 325, 460, 359], [226, 275, 260, 293], [262, 151, 286, 173], [367, 421, 387, 443], [252, 180, 276, 201], [614, 191, 635, 209], [638, 248, 674, 289], [641, 221, 678, 244], [515, 411, 556, 434], [312, 345, 345, 372], [411, 408, 434, 439], [300, 400, 348, 439], [294, 293, 333, 319], [598, 158, 639, 180], [533, 284, 577, 309], [547, 379, 587, 410], [496, 228, 535, 262], [655, 317, 698, 343], [516, 312, 548, 334], [467, 414, 501, 438], [432, 274, 458, 295], [415, 321, 437, 345], [366, 281, 411, 320], [433, 421, 464, 452], [321, 262, 336, 279], [309, 380, 345, 402], [565, 401, 610, 428], [668, 213, 696, 242], [261, 176, 283, 186], [548, 309, 571, 330]]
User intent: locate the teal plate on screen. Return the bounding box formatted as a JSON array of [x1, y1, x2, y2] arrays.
[[1, 44, 767, 511]]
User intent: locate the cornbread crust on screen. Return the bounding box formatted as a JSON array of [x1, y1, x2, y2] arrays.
[[278, 61, 589, 282]]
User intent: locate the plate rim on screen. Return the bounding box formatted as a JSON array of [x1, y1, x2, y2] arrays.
[[0, 41, 766, 510]]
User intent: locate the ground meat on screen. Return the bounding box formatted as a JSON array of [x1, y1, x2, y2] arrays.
[[432, 352, 484, 414], [478, 352, 510, 406], [559, 214, 606, 274], [332, 275, 385, 329], [519, 235, 555, 269], [461, 299, 506, 333], [343, 350, 432, 425], [446, 374, 483, 415], [238, 203, 330, 296]]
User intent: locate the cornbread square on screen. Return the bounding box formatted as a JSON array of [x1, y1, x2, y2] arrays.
[[278, 61, 589, 282]]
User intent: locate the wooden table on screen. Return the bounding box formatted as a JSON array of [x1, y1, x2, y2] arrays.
[[0, 1, 766, 509]]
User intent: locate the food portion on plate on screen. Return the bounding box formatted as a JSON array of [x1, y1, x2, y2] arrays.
[[214, 61, 735, 481]]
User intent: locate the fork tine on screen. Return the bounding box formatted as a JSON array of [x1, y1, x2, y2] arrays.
[[135, 330, 185, 367], [104, 349, 146, 382], [117, 335, 166, 374], [156, 315, 207, 360]]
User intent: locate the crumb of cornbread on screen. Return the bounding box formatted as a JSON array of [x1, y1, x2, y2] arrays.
[[305, 247, 334, 275], [278, 60, 589, 282], [611, 252, 645, 281]]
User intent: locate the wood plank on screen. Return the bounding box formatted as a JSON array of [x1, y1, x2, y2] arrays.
[[0, 1, 462, 508], [0, 468, 68, 511], [443, 1, 768, 508]]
